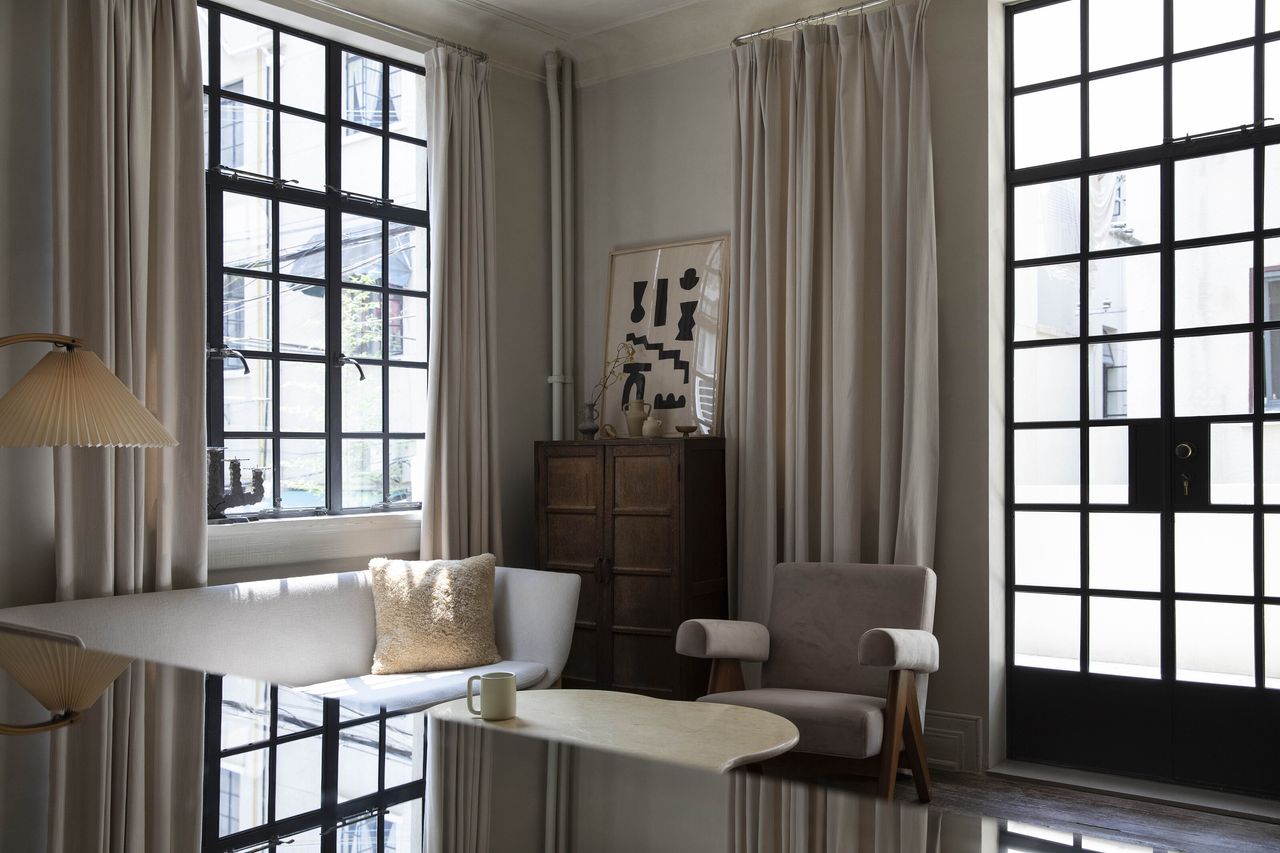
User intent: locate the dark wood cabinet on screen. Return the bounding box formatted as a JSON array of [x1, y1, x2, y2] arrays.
[[535, 438, 727, 699]]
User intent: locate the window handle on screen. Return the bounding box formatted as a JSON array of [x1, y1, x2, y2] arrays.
[[338, 354, 366, 381], [208, 346, 250, 375]]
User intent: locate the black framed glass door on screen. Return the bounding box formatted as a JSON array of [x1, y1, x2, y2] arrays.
[[1006, 0, 1280, 796]]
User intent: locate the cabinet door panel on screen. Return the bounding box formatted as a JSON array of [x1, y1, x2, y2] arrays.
[[611, 631, 676, 696], [612, 574, 674, 630], [612, 515, 674, 573], [612, 453, 675, 510]]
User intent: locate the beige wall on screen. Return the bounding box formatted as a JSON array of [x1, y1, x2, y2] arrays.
[[572, 0, 1003, 766]]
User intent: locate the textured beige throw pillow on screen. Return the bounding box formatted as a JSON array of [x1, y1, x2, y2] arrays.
[[368, 554, 501, 675]]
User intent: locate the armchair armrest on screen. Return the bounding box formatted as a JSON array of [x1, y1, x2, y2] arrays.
[[675, 619, 770, 662], [858, 628, 939, 674]]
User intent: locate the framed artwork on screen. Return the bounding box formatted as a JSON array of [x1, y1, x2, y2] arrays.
[[599, 236, 730, 436]]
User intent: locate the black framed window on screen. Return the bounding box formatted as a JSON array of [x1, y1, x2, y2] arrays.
[[203, 675, 425, 852], [200, 2, 430, 520], [1006, 0, 1280, 796]]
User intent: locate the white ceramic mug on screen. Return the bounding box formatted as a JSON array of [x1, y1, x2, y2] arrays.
[[466, 671, 517, 721]]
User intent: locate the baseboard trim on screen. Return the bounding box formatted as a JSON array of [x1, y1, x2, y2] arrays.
[[924, 711, 983, 773], [990, 760, 1280, 824]]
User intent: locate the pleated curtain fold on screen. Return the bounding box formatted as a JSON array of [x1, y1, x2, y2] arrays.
[[727, 1, 939, 628], [420, 47, 504, 561], [48, 0, 208, 850]]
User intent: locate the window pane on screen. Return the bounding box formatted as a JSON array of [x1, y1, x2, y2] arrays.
[[1174, 332, 1252, 416], [276, 735, 323, 819], [223, 274, 271, 352], [1264, 331, 1280, 413], [1015, 84, 1081, 169], [220, 16, 272, 102], [1090, 597, 1161, 679], [279, 361, 325, 433], [1089, 69, 1162, 157], [198, 7, 209, 86], [224, 360, 272, 431], [390, 67, 427, 140], [276, 686, 325, 735], [387, 799, 424, 851], [1088, 253, 1160, 336], [1015, 179, 1079, 261], [280, 438, 325, 510], [220, 675, 270, 749], [389, 293, 428, 362], [1266, 514, 1280, 594], [1174, 512, 1253, 594], [1014, 262, 1079, 342], [1172, 48, 1255, 141], [1014, 345, 1080, 422], [389, 440, 424, 504], [1088, 167, 1159, 251], [1015, 592, 1081, 671], [342, 127, 384, 199], [1089, 426, 1128, 504], [388, 139, 427, 209], [1175, 241, 1254, 329], [1089, 0, 1161, 70], [341, 214, 383, 285], [342, 288, 383, 359], [1263, 238, 1280, 320], [1173, 0, 1253, 53], [1088, 338, 1160, 419], [343, 365, 382, 433], [338, 721, 381, 803], [278, 202, 326, 279], [279, 283, 326, 357], [1267, 145, 1280, 230], [342, 53, 384, 129], [342, 439, 383, 507], [280, 33, 325, 114], [1015, 511, 1081, 587], [223, 191, 271, 272], [221, 438, 271, 514], [219, 97, 271, 175], [389, 366, 428, 433], [280, 114, 325, 191], [1272, 0, 1280, 32], [220, 751, 267, 835], [389, 223, 429, 292], [1264, 424, 1280, 501], [385, 714, 424, 785], [1090, 512, 1159, 591], [1176, 601, 1255, 686], [1211, 421, 1254, 505], [1267, 606, 1280, 689], [1175, 150, 1253, 241], [1013, 0, 1080, 87]]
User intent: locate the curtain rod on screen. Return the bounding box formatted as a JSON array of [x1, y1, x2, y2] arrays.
[[732, 0, 892, 45], [305, 0, 488, 61]]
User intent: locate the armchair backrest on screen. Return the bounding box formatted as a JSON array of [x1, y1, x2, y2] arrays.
[[761, 562, 936, 700]]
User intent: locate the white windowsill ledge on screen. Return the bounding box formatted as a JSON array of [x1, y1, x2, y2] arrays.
[[208, 510, 421, 575]]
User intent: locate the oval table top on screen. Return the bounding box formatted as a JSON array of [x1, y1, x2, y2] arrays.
[[428, 689, 799, 773]]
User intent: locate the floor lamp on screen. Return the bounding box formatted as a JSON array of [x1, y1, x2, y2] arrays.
[[0, 332, 177, 733]]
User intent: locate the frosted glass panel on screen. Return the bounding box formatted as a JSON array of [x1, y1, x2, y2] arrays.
[[1014, 429, 1080, 503], [1014, 262, 1080, 342], [1090, 0, 1162, 70], [1173, 0, 1253, 52], [1175, 151, 1253, 241], [1174, 513, 1253, 595], [1015, 512, 1081, 587], [1268, 514, 1280, 595], [1176, 601, 1255, 686], [1172, 48, 1254, 140], [1089, 69, 1162, 156], [1175, 241, 1254, 329], [1015, 345, 1080, 422], [1015, 593, 1081, 671], [1210, 421, 1253, 505], [1090, 512, 1160, 591], [1089, 426, 1128, 504], [1014, 0, 1080, 86], [1174, 333, 1252, 416], [1090, 597, 1161, 679], [1016, 85, 1081, 169]]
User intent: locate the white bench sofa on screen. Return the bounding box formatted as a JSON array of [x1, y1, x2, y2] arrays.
[[0, 566, 580, 714]]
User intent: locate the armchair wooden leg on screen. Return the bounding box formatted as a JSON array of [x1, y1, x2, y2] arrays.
[[707, 659, 745, 694], [902, 678, 932, 803], [877, 670, 910, 800]]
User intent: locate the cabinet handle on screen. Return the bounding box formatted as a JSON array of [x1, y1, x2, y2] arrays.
[[594, 556, 605, 585], [603, 557, 613, 585]]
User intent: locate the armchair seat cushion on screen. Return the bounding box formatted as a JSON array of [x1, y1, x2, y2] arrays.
[[698, 688, 885, 759]]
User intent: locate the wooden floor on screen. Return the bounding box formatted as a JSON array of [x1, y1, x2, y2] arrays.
[[909, 770, 1280, 853]]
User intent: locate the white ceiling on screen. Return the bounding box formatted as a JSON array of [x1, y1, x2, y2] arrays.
[[455, 0, 707, 40]]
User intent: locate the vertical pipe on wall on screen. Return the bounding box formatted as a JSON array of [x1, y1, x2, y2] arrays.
[[560, 56, 576, 434], [546, 52, 565, 440]]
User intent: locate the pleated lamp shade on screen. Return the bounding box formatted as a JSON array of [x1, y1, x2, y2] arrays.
[[0, 624, 132, 715], [0, 348, 177, 447]]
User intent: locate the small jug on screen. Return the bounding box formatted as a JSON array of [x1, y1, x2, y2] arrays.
[[642, 416, 664, 437], [623, 400, 651, 437]]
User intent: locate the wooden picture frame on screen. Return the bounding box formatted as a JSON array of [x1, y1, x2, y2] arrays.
[[598, 236, 730, 437]]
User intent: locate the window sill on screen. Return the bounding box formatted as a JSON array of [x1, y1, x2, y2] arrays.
[[208, 510, 421, 575]]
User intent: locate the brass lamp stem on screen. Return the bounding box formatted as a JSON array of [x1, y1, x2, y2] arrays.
[[0, 710, 80, 735], [0, 333, 85, 350]]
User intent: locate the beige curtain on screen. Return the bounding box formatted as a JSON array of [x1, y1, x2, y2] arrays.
[[48, 0, 207, 849], [727, 1, 938, 626], [421, 47, 504, 561]]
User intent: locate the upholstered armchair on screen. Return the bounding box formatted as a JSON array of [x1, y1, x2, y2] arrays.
[[676, 562, 938, 801]]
